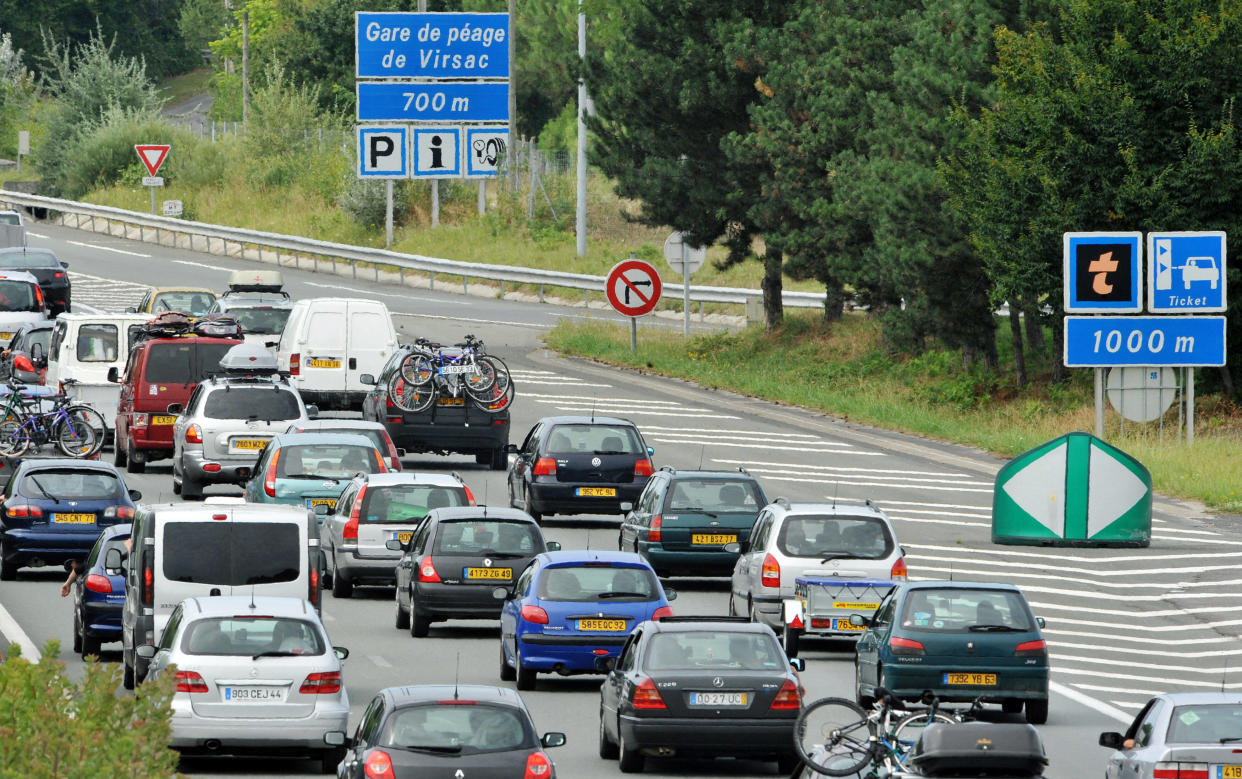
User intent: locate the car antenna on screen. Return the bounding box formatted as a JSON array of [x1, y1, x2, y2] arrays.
[[585, 529, 591, 550], [249, 585, 256, 610], [832, 482, 839, 509], [698, 445, 705, 470], [1223, 659, 1229, 693], [591, 393, 596, 423], [454, 652, 461, 700]]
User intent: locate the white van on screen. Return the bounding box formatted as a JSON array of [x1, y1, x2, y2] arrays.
[[116, 501, 323, 689], [275, 298, 398, 411], [43, 313, 153, 432]]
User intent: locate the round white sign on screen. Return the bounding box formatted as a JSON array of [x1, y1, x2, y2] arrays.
[[1106, 366, 1178, 423], [663, 232, 706, 276]]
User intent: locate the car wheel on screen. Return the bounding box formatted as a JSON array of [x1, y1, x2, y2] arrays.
[[318, 747, 345, 774], [525, 487, 542, 523], [171, 476, 182, 496], [747, 597, 757, 623], [81, 631, 101, 658], [409, 590, 430, 638], [1002, 699, 1024, 714], [499, 641, 516, 682], [331, 572, 353, 599], [123, 656, 135, 690], [782, 626, 801, 659], [777, 753, 802, 774], [126, 442, 145, 474], [728, 592, 737, 616], [394, 591, 410, 630], [489, 447, 505, 471], [475, 452, 490, 466], [181, 475, 203, 501], [515, 649, 537, 691], [0, 553, 17, 581], [598, 706, 619, 759], [1025, 698, 1049, 725], [854, 659, 873, 708], [618, 727, 645, 773], [72, 611, 83, 654], [113, 440, 128, 468]]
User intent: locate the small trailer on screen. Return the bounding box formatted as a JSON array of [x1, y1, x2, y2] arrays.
[[781, 575, 896, 658]]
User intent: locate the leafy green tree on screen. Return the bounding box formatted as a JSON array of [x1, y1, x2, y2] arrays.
[[179, 0, 231, 59]]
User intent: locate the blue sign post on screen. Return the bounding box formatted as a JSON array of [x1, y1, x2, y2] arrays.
[[356, 82, 509, 123], [356, 12, 509, 79], [1147, 231, 1227, 313], [1064, 316, 1226, 368]]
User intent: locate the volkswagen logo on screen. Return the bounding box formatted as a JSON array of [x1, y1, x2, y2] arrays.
[[484, 558, 493, 567], [591, 456, 601, 467], [712, 677, 724, 688]]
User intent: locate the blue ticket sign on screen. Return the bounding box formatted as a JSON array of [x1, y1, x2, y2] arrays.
[[356, 12, 509, 79], [356, 82, 509, 123], [1147, 231, 1227, 313], [1064, 316, 1226, 367]]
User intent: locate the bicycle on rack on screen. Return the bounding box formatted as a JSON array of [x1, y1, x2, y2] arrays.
[[0, 379, 108, 458], [389, 335, 513, 415]]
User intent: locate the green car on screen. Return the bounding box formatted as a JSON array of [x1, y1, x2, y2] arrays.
[[243, 432, 389, 516]]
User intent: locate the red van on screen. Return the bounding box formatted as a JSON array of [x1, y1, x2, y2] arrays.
[[109, 336, 241, 473]]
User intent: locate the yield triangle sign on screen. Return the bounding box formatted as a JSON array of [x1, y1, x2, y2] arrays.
[[134, 144, 170, 176]]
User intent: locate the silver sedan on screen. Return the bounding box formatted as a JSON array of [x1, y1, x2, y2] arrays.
[[1100, 692, 1242, 779]]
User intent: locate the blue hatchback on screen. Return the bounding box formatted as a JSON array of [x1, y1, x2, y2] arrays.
[[498, 550, 675, 690], [71, 523, 130, 657]]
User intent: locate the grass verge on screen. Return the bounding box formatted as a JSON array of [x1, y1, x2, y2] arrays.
[[546, 315, 1242, 514]]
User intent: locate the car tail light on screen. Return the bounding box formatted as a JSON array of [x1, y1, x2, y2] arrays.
[[142, 555, 154, 607], [384, 439, 402, 471], [889, 636, 925, 656], [104, 506, 135, 520], [769, 678, 802, 710], [463, 484, 476, 505], [175, 670, 209, 693], [1015, 639, 1047, 657], [6, 505, 42, 519], [890, 556, 908, 581], [264, 449, 281, 497], [418, 556, 441, 583], [521, 605, 549, 624], [309, 559, 320, 607], [289, 353, 300, 376], [632, 677, 666, 709], [532, 457, 556, 476], [648, 514, 662, 542], [54, 271, 64, 278], [33, 286, 43, 307], [13, 354, 33, 373], [202, 462, 221, 472], [523, 751, 553, 778], [343, 486, 366, 545], [810, 618, 830, 629], [132, 413, 148, 428], [84, 574, 112, 593], [761, 554, 780, 588], [184, 424, 202, 444], [633, 458, 654, 477], [371, 449, 388, 473], [299, 671, 341, 694], [1154, 764, 1209, 779], [652, 606, 673, 621], [363, 749, 394, 778]]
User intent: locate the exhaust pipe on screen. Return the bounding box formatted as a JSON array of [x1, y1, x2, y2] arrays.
[[644, 746, 675, 758], [554, 664, 572, 676], [203, 740, 222, 752]]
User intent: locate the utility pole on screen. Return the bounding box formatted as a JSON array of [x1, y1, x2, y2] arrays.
[[575, 0, 587, 258], [242, 9, 250, 125]]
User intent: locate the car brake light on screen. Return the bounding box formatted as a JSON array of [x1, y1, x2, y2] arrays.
[[299, 671, 341, 694], [343, 485, 366, 544], [521, 605, 549, 624], [289, 353, 300, 376], [184, 424, 202, 444], [309, 560, 320, 607], [54, 271, 64, 278], [1154, 764, 1209, 779], [632, 677, 666, 709], [648, 514, 662, 542], [532, 457, 556, 476], [84, 574, 112, 593], [363, 749, 394, 778], [33, 286, 43, 306], [889, 636, 925, 655], [13, 355, 33, 373], [1015, 639, 1047, 657], [652, 605, 673, 621], [132, 413, 148, 428], [385, 439, 402, 471], [372, 449, 388, 473], [523, 750, 553, 778], [761, 554, 780, 588], [6, 505, 42, 518], [890, 556, 908, 581], [769, 678, 802, 710], [633, 458, 654, 477], [418, 556, 441, 583], [175, 670, 209, 693], [264, 449, 281, 497], [463, 484, 476, 505], [142, 558, 154, 607], [104, 506, 134, 519]]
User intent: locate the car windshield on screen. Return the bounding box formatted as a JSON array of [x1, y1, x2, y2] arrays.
[[360, 485, 467, 523], [0, 213, 19, 226], [665, 479, 762, 512], [899, 588, 1034, 633], [277, 444, 382, 479], [433, 520, 540, 556], [380, 703, 530, 754], [204, 387, 301, 421], [0, 251, 58, 268], [23, 470, 123, 500], [778, 515, 892, 559], [152, 291, 216, 316], [645, 631, 786, 671], [544, 424, 643, 455], [229, 307, 291, 335], [1167, 704, 1242, 743], [180, 616, 324, 657], [537, 564, 658, 602], [0, 280, 37, 312]]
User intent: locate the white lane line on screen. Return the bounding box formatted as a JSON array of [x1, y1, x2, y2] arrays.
[[1044, 628, 1242, 646], [519, 380, 614, 388], [714, 458, 962, 477], [27, 231, 49, 239], [391, 311, 552, 329], [552, 409, 744, 420], [888, 508, 990, 519], [1050, 680, 1130, 723], [369, 655, 393, 668], [875, 499, 991, 512], [303, 281, 438, 303], [889, 517, 990, 529], [0, 599, 40, 661], [1054, 666, 1242, 689], [911, 565, 1242, 593], [651, 428, 822, 441], [1055, 652, 1242, 675], [1050, 641, 1242, 660], [909, 552, 1242, 579], [173, 259, 232, 271], [1111, 700, 1146, 710], [74, 302, 105, 314], [751, 468, 987, 484], [67, 240, 150, 257], [523, 394, 696, 406], [761, 474, 987, 489], [905, 543, 1242, 564], [1033, 613, 1242, 632]]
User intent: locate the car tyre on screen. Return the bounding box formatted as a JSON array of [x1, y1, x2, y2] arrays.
[[499, 642, 516, 682], [0, 554, 17, 581], [394, 592, 410, 630], [777, 753, 802, 774], [172, 476, 182, 496], [113, 440, 128, 468], [515, 649, 537, 691], [409, 591, 430, 638], [181, 474, 204, 501], [525, 487, 542, 523], [318, 747, 345, 774], [1025, 698, 1049, 725], [126, 442, 145, 474], [1002, 699, 1024, 714], [854, 659, 874, 708], [618, 728, 645, 773], [728, 592, 737, 617], [598, 708, 619, 759], [72, 612, 83, 654], [782, 626, 801, 659], [331, 572, 353, 599], [81, 632, 101, 658], [489, 447, 506, 471], [123, 656, 135, 690]]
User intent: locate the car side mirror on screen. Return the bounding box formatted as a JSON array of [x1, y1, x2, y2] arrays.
[[396, 448, 406, 458], [106, 367, 119, 383], [60, 261, 69, 269], [313, 503, 330, 517], [647, 446, 654, 457], [385, 539, 404, 552], [359, 373, 375, 386], [1098, 732, 1124, 749], [619, 502, 633, 512], [594, 656, 617, 672], [334, 646, 349, 660], [305, 405, 319, 419], [790, 658, 806, 672], [128, 489, 142, 502], [849, 614, 870, 627], [541, 732, 567, 749], [1036, 616, 1045, 628], [135, 645, 157, 660], [504, 443, 518, 454], [492, 586, 512, 600], [723, 542, 742, 554], [544, 541, 561, 552], [662, 586, 677, 601], [324, 731, 352, 748], [166, 403, 183, 414], [103, 547, 125, 573]]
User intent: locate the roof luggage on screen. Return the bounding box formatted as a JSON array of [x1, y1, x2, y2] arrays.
[[193, 312, 243, 338], [226, 269, 286, 295], [909, 722, 1048, 778]]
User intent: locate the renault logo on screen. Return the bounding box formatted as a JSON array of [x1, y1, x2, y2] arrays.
[[454, 771, 465, 779], [712, 677, 724, 688], [484, 558, 493, 567]]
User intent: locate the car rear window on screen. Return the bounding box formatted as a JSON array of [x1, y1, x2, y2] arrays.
[[153, 291, 216, 316], [161, 522, 300, 586], [144, 342, 234, 384], [181, 616, 324, 657], [381, 703, 531, 753], [360, 485, 467, 523], [0, 251, 58, 268], [1166, 704, 1242, 743], [0, 214, 19, 226], [665, 479, 763, 512], [777, 515, 892, 559], [306, 427, 388, 454], [25, 328, 51, 354], [0, 279, 37, 312], [204, 387, 301, 421], [277, 444, 383, 478], [76, 324, 119, 362], [537, 564, 658, 602], [899, 588, 1034, 633], [23, 469, 123, 500], [544, 424, 643, 455], [645, 631, 785, 671], [229, 307, 291, 335], [433, 520, 540, 556]]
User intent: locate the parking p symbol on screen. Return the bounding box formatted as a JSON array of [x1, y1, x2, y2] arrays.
[[369, 135, 395, 168], [357, 127, 409, 178]]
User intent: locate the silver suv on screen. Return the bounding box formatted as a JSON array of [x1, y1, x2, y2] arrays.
[[322, 471, 473, 598], [171, 346, 316, 500], [728, 498, 906, 630]]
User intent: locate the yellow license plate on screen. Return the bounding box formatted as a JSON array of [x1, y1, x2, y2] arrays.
[[305, 358, 341, 369], [692, 533, 737, 545], [835, 618, 867, 631], [151, 415, 177, 425], [943, 673, 997, 686], [1220, 767, 1242, 779], [576, 487, 616, 497], [230, 438, 267, 450], [53, 513, 95, 524], [578, 619, 627, 631], [834, 602, 880, 610], [0, 332, 12, 341], [465, 567, 512, 580], [436, 397, 465, 406], [305, 498, 338, 509], [396, 531, 413, 544]]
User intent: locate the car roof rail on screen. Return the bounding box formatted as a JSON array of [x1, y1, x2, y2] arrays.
[[737, 466, 750, 475], [658, 465, 677, 474], [656, 616, 752, 624], [773, 496, 791, 508], [451, 470, 465, 483]]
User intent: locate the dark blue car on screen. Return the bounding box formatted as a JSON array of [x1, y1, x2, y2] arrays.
[[71, 523, 130, 656], [0, 459, 141, 580], [498, 550, 674, 690]]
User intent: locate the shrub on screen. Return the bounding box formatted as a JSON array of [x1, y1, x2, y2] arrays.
[[338, 177, 412, 229]]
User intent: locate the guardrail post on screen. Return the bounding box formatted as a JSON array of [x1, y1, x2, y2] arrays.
[[538, 284, 544, 303], [584, 290, 589, 308], [351, 260, 357, 279], [499, 280, 505, 298], [463, 275, 468, 294], [429, 271, 435, 290], [399, 267, 404, 286]]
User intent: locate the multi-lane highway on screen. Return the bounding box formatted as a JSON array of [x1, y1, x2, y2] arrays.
[[1, 220, 1235, 777]]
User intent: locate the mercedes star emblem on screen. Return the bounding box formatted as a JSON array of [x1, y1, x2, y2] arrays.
[[712, 676, 724, 688], [591, 456, 601, 467]]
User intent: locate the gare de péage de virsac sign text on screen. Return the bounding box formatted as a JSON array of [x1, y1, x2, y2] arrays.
[[356, 12, 508, 80]]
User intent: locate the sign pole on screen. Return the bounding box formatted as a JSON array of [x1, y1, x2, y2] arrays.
[[385, 180, 394, 248], [1187, 367, 1195, 446], [630, 317, 637, 352], [1094, 368, 1105, 439], [575, 0, 587, 258], [432, 180, 440, 228], [682, 243, 690, 337]]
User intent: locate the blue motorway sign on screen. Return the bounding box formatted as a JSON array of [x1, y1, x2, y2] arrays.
[[1063, 232, 1143, 313], [356, 126, 408, 179], [1064, 316, 1226, 367], [1147, 231, 1227, 313], [357, 82, 509, 123], [356, 12, 509, 79]]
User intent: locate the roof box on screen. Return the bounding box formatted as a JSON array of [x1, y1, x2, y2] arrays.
[[227, 269, 284, 293], [218, 343, 279, 373]]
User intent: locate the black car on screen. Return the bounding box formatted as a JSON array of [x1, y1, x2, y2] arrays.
[[392, 506, 558, 637], [506, 416, 654, 522], [0, 247, 70, 315], [0, 320, 54, 381], [328, 684, 566, 778], [70, 522, 130, 657], [598, 617, 803, 774]]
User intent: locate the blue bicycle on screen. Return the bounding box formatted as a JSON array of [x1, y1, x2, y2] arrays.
[[0, 379, 107, 458]]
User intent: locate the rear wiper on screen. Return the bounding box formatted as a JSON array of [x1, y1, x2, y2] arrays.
[[476, 550, 525, 559], [395, 744, 463, 754], [1221, 737, 1242, 743], [283, 473, 333, 480], [29, 476, 59, 503], [251, 650, 299, 660], [598, 591, 649, 599], [968, 624, 1023, 632], [592, 450, 628, 455], [818, 553, 851, 563], [676, 506, 718, 518]]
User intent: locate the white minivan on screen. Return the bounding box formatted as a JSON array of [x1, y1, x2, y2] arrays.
[[274, 298, 398, 411], [43, 313, 153, 432]]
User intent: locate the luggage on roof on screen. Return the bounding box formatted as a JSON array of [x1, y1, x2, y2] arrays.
[[218, 343, 279, 374], [227, 269, 284, 294], [193, 312, 243, 339]]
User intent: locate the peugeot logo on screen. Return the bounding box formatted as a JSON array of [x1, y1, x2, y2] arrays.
[[712, 677, 724, 688], [69, 501, 78, 507], [484, 558, 492, 567], [709, 520, 719, 526], [591, 456, 601, 467]]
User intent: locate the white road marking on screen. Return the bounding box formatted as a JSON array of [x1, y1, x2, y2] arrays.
[[912, 565, 1242, 593], [518, 380, 614, 388], [552, 408, 743, 420], [910, 553, 1242, 579], [1055, 652, 1242, 675], [750, 467, 987, 484], [27, 231, 49, 239], [1050, 641, 1242, 659], [1044, 628, 1242, 646], [873, 499, 991, 512], [391, 311, 552, 329], [74, 302, 105, 314], [67, 240, 150, 257], [523, 394, 700, 406], [0, 599, 40, 661], [714, 458, 963, 476], [904, 543, 1242, 564], [172, 259, 233, 271], [1053, 666, 1242, 689], [369, 655, 393, 668], [887, 517, 992, 528], [758, 474, 987, 489], [886, 508, 990, 519], [1034, 614, 1242, 632], [303, 281, 438, 303], [1050, 680, 1130, 723], [650, 428, 822, 440]]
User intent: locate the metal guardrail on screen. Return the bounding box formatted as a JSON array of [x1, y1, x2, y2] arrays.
[[0, 190, 827, 310]]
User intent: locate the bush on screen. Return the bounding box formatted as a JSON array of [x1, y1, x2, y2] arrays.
[[57, 110, 202, 199], [243, 62, 346, 193], [338, 177, 412, 229], [0, 642, 179, 777]]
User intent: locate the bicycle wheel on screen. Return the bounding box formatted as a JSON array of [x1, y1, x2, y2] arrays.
[[479, 355, 510, 389], [398, 353, 435, 386], [461, 357, 496, 395], [0, 420, 30, 457], [794, 697, 875, 777], [471, 369, 513, 415], [389, 373, 438, 414], [891, 709, 957, 753], [60, 406, 107, 457]]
